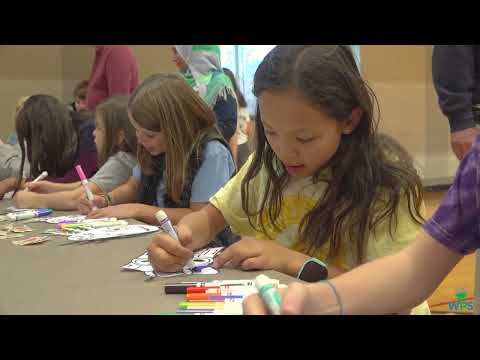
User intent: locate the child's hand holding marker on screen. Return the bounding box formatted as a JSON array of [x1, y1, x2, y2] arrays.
[[147, 212, 194, 273], [77, 193, 107, 215], [244, 280, 342, 315], [244, 280, 307, 315], [25, 171, 48, 192], [75, 165, 97, 211], [23, 180, 62, 194]]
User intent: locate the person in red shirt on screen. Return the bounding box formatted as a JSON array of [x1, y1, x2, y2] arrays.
[[87, 46, 139, 110]]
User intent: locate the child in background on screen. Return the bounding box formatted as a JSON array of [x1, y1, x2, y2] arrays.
[[0, 95, 97, 199], [223, 67, 253, 169], [1, 96, 32, 197], [14, 96, 137, 210], [78, 74, 236, 246], [147, 45, 430, 314], [69, 80, 89, 112]]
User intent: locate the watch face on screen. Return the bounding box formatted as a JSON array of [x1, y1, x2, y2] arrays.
[[299, 260, 328, 282]]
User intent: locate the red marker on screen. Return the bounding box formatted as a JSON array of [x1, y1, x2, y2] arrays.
[[186, 287, 220, 294]]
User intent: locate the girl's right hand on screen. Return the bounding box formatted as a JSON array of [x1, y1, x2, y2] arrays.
[[77, 193, 107, 215], [147, 224, 194, 273], [24, 180, 56, 193], [243, 282, 311, 315]]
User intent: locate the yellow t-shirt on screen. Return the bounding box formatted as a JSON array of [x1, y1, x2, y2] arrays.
[[210, 155, 430, 315]]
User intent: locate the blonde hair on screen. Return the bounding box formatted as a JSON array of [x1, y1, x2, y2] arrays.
[[128, 73, 219, 202]]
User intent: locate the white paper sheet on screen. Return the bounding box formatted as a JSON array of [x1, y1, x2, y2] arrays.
[[122, 247, 224, 278]]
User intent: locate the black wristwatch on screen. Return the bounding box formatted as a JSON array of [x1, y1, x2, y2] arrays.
[[297, 258, 328, 282]]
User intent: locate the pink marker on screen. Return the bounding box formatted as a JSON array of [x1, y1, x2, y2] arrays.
[[75, 165, 97, 211]]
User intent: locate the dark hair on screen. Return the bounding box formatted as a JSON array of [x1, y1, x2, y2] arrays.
[[241, 45, 425, 265], [222, 67, 247, 108], [15, 95, 78, 192], [95, 96, 137, 165], [73, 80, 88, 100]]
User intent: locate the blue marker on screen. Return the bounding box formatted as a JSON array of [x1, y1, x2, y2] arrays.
[[6, 208, 52, 221], [208, 296, 244, 299]]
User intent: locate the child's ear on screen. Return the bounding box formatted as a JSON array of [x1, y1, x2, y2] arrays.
[[342, 107, 363, 135]]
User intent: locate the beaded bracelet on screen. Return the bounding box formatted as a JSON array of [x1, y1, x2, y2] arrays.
[[100, 193, 113, 207], [322, 280, 344, 315]]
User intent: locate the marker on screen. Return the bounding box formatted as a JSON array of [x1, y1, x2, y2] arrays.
[[186, 287, 221, 294], [186, 293, 244, 301], [191, 263, 212, 272], [178, 301, 225, 309], [164, 280, 261, 294], [6, 208, 52, 221], [155, 210, 196, 270], [175, 309, 214, 314], [186, 293, 220, 301], [25, 171, 48, 192], [255, 274, 282, 315], [75, 165, 97, 211]]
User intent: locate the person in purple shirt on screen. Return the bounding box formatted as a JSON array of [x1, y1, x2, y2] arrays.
[[243, 138, 480, 314], [0, 95, 97, 199]]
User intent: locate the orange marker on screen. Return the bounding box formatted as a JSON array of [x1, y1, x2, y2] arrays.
[[186, 292, 221, 301]]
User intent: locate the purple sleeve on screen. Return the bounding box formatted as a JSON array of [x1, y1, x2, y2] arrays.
[[423, 137, 480, 254], [50, 151, 97, 184]]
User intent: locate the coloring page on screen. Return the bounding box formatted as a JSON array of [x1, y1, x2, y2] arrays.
[[67, 224, 159, 241], [46, 215, 86, 224], [122, 247, 224, 278]]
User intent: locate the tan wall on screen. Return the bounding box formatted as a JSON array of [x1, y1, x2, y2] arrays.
[[0, 45, 177, 142], [0, 46, 63, 140], [361, 45, 458, 185]]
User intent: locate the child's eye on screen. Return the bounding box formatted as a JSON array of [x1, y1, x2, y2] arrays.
[[264, 130, 277, 136], [297, 137, 315, 143]]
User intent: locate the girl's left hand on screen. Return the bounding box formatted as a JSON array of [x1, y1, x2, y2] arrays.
[[13, 190, 36, 209], [86, 204, 137, 220], [212, 237, 308, 275]]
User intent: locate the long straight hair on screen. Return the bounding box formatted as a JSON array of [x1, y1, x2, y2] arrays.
[[15, 95, 78, 192], [241, 45, 425, 265], [95, 96, 137, 165], [128, 73, 220, 202]]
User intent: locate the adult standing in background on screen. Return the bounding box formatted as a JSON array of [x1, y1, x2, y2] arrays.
[[172, 45, 238, 143], [87, 46, 139, 111], [432, 45, 480, 160], [223, 67, 253, 169]]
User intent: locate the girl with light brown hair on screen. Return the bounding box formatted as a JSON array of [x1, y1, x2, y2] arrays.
[[78, 74, 236, 245]]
